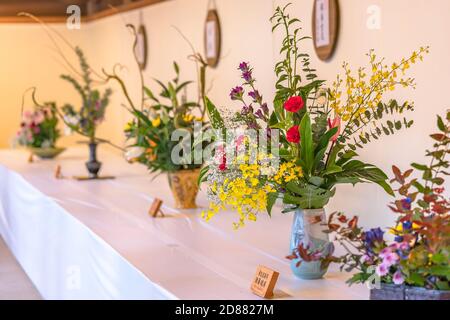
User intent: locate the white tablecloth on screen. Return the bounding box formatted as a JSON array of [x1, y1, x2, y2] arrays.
[[0, 147, 368, 300]]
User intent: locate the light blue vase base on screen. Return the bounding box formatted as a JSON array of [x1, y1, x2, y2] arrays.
[[289, 236, 333, 280], [290, 260, 327, 279]]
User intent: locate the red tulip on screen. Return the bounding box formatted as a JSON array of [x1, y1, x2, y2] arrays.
[[287, 125, 300, 143], [283, 96, 304, 113]]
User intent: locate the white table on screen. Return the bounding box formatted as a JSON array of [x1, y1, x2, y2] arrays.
[[0, 147, 368, 300]]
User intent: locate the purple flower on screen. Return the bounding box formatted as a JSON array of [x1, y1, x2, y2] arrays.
[[361, 254, 374, 265], [230, 86, 244, 100], [248, 90, 261, 102], [238, 62, 249, 72], [401, 197, 412, 210], [261, 103, 269, 115], [363, 228, 384, 253], [241, 104, 254, 115], [242, 71, 253, 82], [402, 221, 412, 230], [247, 121, 259, 130], [395, 236, 404, 243], [254, 108, 265, 120], [376, 263, 389, 277], [393, 270, 405, 285]]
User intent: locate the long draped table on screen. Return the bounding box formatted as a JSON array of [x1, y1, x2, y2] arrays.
[[0, 147, 368, 300]]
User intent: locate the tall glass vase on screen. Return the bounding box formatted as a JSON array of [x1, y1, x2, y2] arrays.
[[289, 208, 334, 279], [85, 142, 102, 179]]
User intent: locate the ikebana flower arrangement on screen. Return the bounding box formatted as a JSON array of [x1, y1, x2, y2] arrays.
[[19, 12, 117, 178], [306, 111, 449, 300], [123, 63, 207, 208], [105, 24, 209, 209], [200, 3, 429, 279], [15, 103, 64, 159], [60, 47, 112, 179]]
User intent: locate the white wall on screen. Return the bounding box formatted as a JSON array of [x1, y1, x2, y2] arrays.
[[0, 24, 86, 148], [0, 0, 449, 228]]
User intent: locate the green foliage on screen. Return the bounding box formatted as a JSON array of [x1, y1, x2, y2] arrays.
[[340, 100, 415, 152], [16, 103, 60, 148], [267, 4, 397, 210], [204, 97, 224, 130], [270, 4, 322, 126], [125, 63, 206, 173], [60, 47, 112, 140], [318, 111, 450, 290]]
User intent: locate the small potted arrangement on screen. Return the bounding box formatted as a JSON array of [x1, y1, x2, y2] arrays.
[[59, 47, 112, 179], [19, 12, 119, 178], [16, 103, 64, 159], [123, 63, 206, 209], [200, 4, 429, 280], [311, 111, 449, 300], [105, 24, 209, 209]]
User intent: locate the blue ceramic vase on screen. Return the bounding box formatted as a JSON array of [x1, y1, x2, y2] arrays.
[[289, 208, 334, 279]]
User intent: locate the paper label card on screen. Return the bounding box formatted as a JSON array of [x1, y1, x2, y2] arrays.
[[251, 265, 279, 299], [205, 20, 216, 59], [315, 0, 330, 47], [149, 198, 164, 218]]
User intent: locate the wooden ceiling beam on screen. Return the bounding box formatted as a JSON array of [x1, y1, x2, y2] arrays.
[[0, 0, 168, 23], [85, 0, 167, 21]]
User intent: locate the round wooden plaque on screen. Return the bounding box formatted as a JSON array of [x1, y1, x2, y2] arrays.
[[204, 9, 221, 68], [312, 0, 340, 61]]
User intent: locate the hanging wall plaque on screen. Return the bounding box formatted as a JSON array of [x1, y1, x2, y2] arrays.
[[312, 0, 339, 61], [204, 9, 221, 68], [135, 24, 148, 70]]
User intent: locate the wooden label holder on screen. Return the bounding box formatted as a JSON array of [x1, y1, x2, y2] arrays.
[[251, 265, 279, 299], [54, 165, 63, 179], [149, 198, 165, 218]]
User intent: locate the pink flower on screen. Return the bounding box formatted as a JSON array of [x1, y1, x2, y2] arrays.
[[33, 111, 45, 124], [389, 242, 400, 250], [379, 247, 392, 259], [361, 254, 373, 265], [393, 270, 405, 285], [23, 111, 32, 120], [375, 263, 389, 277], [215, 145, 227, 171], [235, 135, 245, 149], [399, 242, 409, 251], [383, 252, 399, 267], [328, 116, 341, 142]]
